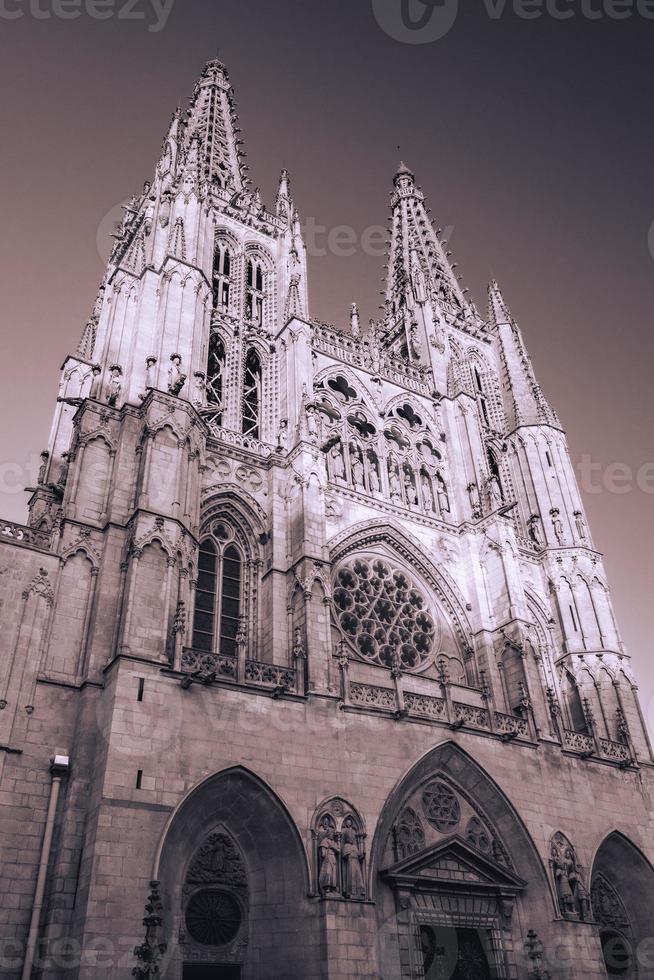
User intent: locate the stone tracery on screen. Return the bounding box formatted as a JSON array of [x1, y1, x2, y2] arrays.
[[332, 555, 439, 672]]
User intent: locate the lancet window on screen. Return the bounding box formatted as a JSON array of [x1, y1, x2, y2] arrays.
[[242, 350, 262, 438], [205, 334, 226, 426], [245, 257, 265, 327], [192, 527, 242, 656], [212, 240, 232, 311]]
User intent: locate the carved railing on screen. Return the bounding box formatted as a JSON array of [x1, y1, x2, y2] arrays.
[[181, 649, 237, 680], [205, 423, 274, 459], [494, 711, 530, 738], [599, 738, 631, 763], [0, 520, 51, 551], [454, 702, 490, 729], [311, 321, 432, 395], [180, 650, 296, 693], [404, 692, 447, 720], [349, 682, 397, 711], [244, 660, 296, 691], [562, 729, 595, 754]]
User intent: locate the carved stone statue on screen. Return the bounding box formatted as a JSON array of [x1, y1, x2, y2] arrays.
[[528, 515, 543, 548], [487, 474, 503, 510], [107, 365, 122, 407], [145, 355, 157, 391], [317, 818, 339, 895], [404, 473, 417, 506], [350, 447, 364, 489], [551, 833, 590, 921], [368, 455, 380, 493], [467, 481, 481, 516], [168, 354, 187, 397], [330, 442, 345, 480], [389, 464, 402, 502], [436, 474, 450, 514], [341, 816, 365, 899], [37, 451, 49, 486], [574, 510, 587, 542], [421, 475, 434, 512], [305, 405, 319, 444], [551, 509, 565, 545], [277, 419, 289, 453]]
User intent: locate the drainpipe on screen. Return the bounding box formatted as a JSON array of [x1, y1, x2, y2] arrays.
[[21, 754, 70, 980]]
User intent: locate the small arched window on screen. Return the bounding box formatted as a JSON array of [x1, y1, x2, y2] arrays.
[[192, 534, 242, 656], [245, 257, 265, 327], [242, 350, 262, 438], [206, 334, 226, 426], [212, 241, 232, 311]]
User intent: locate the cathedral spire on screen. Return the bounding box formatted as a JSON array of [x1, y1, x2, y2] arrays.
[[384, 162, 470, 321], [487, 280, 560, 430], [183, 59, 249, 192]]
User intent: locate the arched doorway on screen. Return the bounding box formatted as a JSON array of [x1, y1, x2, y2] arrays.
[[371, 742, 552, 980], [592, 833, 654, 980], [154, 767, 316, 980]]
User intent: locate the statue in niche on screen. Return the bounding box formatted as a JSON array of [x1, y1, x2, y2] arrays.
[[277, 419, 289, 453], [106, 365, 122, 407], [168, 354, 187, 397], [421, 474, 435, 512], [467, 481, 481, 517], [370, 338, 382, 376], [411, 251, 427, 305], [350, 444, 365, 489], [145, 355, 157, 391], [551, 509, 565, 545], [410, 321, 424, 360], [37, 451, 49, 486], [487, 474, 503, 510], [350, 302, 360, 338], [329, 442, 345, 481], [317, 817, 340, 895], [436, 473, 450, 514], [551, 833, 591, 921], [389, 463, 402, 502], [404, 471, 418, 506], [528, 515, 543, 548], [89, 363, 103, 399], [368, 453, 380, 493], [574, 510, 588, 542], [341, 816, 366, 899]]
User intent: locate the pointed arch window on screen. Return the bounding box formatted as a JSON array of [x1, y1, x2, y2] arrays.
[[242, 350, 262, 438], [212, 240, 232, 310], [206, 334, 226, 426], [192, 534, 242, 655], [246, 257, 265, 327], [474, 366, 491, 428]]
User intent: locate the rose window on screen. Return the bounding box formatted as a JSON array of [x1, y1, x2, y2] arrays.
[[422, 780, 461, 832], [185, 889, 242, 946], [333, 557, 439, 671]]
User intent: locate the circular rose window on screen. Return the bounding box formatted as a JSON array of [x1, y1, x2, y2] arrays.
[[185, 889, 242, 947], [333, 556, 439, 671]]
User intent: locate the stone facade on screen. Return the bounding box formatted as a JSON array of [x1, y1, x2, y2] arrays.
[[1, 59, 653, 980]]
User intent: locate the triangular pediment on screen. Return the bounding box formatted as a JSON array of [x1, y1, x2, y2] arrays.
[[381, 835, 526, 893]]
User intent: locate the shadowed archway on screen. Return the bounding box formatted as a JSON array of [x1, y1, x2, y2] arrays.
[[592, 831, 654, 979], [154, 766, 316, 980], [370, 741, 554, 980]]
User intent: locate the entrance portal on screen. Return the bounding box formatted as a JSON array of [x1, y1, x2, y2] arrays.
[[182, 967, 242, 979], [420, 925, 492, 980]]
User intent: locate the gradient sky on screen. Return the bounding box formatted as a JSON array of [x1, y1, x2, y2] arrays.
[[1, 0, 653, 731]]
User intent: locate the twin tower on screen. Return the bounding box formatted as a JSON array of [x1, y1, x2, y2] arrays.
[[1, 59, 652, 980]]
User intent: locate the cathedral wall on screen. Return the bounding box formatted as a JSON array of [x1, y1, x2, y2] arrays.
[[5, 656, 650, 978]]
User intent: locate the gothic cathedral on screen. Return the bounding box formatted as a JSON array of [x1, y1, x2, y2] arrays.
[[1, 60, 653, 980]]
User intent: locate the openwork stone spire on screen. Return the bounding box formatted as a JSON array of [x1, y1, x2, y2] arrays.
[[385, 162, 471, 321], [183, 59, 249, 192], [488, 279, 560, 430]]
